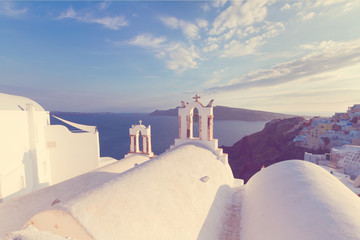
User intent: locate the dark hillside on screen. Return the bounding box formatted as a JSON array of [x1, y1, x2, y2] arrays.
[[223, 117, 326, 182]]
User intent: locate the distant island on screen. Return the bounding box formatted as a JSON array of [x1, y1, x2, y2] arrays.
[[150, 105, 296, 122]]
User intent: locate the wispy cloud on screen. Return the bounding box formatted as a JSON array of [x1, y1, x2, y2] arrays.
[[299, 11, 315, 21], [126, 0, 286, 72], [160, 16, 200, 40], [281, 3, 291, 11], [121, 0, 357, 76], [59, 6, 128, 30], [126, 33, 200, 73], [196, 1, 285, 58], [207, 39, 360, 92], [201, 3, 211, 12], [165, 43, 200, 72], [99, 1, 111, 10], [314, 0, 345, 7], [282, 0, 358, 20], [203, 43, 218, 53], [220, 21, 285, 57], [205, 68, 227, 86], [343, 1, 360, 12], [0, 2, 27, 17], [127, 33, 166, 49], [212, 0, 228, 8], [196, 18, 208, 29], [210, 0, 272, 35]]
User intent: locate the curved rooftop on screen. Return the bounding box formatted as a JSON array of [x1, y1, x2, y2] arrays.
[[0, 145, 235, 240], [0, 93, 45, 111], [241, 160, 360, 240], [2, 148, 360, 240]]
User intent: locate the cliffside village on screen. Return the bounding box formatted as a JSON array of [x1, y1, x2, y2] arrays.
[[294, 104, 360, 150], [299, 104, 360, 194]]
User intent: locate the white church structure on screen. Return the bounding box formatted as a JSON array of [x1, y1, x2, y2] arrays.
[[169, 94, 228, 164], [125, 120, 155, 158], [0, 93, 115, 202], [1, 94, 360, 240]]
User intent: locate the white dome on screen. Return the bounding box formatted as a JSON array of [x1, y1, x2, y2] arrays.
[[0, 93, 45, 111], [241, 160, 360, 240]]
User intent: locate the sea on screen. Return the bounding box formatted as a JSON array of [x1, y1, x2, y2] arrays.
[[50, 113, 267, 160]]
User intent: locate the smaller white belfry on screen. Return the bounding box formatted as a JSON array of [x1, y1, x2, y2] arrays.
[[170, 95, 228, 164], [125, 120, 154, 158]]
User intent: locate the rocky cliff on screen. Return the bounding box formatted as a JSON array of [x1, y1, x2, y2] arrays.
[[223, 117, 325, 182]]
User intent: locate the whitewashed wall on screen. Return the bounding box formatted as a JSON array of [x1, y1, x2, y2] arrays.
[[44, 125, 100, 185], [0, 110, 30, 199], [0, 93, 106, 201], [32, 111, 51, 185], [0, 111, 29, 174], [0, 110, 50, 200]]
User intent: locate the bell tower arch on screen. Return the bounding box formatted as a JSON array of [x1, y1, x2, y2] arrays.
[[125, 120, 154, 158], [171, 95, 228, 164], [178, 94, 214, 141]]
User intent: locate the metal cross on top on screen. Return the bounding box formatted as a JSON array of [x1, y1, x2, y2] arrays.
[[139, 120, 142, 125], [193, 94, 201, 101]]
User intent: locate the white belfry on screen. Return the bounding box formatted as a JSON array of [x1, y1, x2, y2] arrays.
[[126, 120, 154, 158], [169, 95, 228, 164], [178, 96, 214, 140]]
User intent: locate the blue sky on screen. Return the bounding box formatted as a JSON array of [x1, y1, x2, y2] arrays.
[[1, 0, 360, 115]]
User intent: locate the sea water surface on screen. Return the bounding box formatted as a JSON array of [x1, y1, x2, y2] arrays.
[[51, 113, 267, 160]]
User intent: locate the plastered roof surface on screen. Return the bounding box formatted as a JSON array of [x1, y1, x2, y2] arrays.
[[0, 93, 45, 111], [0, 145, 234, 240], [241, 160, 360, 240]]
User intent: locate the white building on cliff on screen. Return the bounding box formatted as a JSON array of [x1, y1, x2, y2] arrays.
[[0, 93, 115, 201]]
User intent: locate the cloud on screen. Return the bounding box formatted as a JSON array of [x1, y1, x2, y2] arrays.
[[201, 3, 211, 11], [203, 44, 219, 53], [220, 21, 285, 57], [160, 16, 178, 29], [298, 11, 315, 21], [343, 1, 360, 12], [92, 16, 128, 30], [99, 1, 111, 10], [126, 34, 200, 73], [208, 39, 360, 92], [127, 33, 166, 49], [298, 40, 359, 55], [203, 36, 221, 52], [314, 0, 345, 7], [160, 16, 200, 40], [284, 0, 356, 20], [165, 44, 200, 72], [223, 29, 236, 40], [212, 0, 228, 8], [262, 21, 285, 38], [0, 2, 27, 17], [196, 18, 208, 29], [281, 3, 291, 11], [221, 37, 262, 57], [210, 0, 272, 35], [205, 69, 227, 86], [200, 0, 285, 58], [132, 1, 286, 71], [59, 6, 128, 30]]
